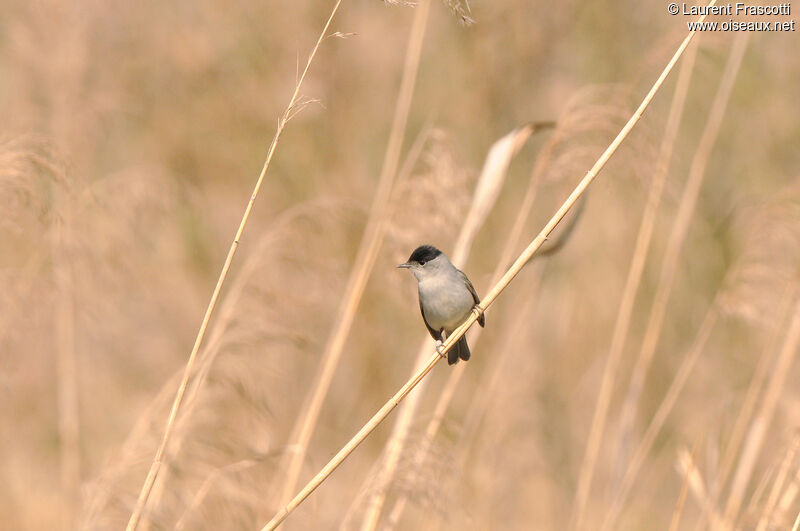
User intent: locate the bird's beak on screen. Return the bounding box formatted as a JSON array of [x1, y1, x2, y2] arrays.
[[397, 262, 412, 269]]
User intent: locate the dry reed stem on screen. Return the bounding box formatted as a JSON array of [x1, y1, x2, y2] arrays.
[[262, 14, 710, 528], [776, 466, 800, 526], [602, 298, 719, 530], [678, 446, 725, 527], [54, 196, 81, 530], [358, 124, 536, 531], [723, 289, 800, 526], [718, 285, 799, 492], [123, 2, 344, 529], [743, 460, 784, 528], [755, 435, 800, 531], [669, 443, 697, 531], [174, 456, 274, 531], [276, 0, 430, 508], [614, 31, 748, 483], [570, 39, 699, 531]]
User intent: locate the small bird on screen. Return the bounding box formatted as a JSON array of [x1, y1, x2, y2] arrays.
[[397, 245, 485, 365]]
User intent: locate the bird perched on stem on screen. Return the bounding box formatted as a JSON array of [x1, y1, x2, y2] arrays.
[[397, 245, 485, 365]]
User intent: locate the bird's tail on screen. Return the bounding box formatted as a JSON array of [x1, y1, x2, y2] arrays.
[[449, 335, 471, 365]]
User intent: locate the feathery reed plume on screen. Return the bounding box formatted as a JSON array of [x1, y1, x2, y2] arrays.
[[388, 128, 474, 259], [262, 10, 712, 526], [668, 443, 696, 531], [755, 435, 800, 531], [677, 446, 725, 527], [723, 291, 800, 526], [717, 186, 800, 493], [614, 31, 748, 486], [777, 457, 800, 528], [143, 198, 357, 525], [601, 298, 719, 530], [601, 185, 800, 527], [83, 198, 355, 529], [275, 0, 430, 509], [0, 136, 79, 527], [384, 0, 473, 25], [358, 124, 536, 531], [570, 41, 699, 530], [125, 2, 345, 528]]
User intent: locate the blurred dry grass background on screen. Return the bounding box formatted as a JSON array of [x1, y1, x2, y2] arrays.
[[1, 0, 799, 529]]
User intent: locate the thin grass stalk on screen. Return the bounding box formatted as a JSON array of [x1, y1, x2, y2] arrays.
[[55, 197, 81, 530], [717, 285, 798, 493], [358, 124, 536, 531], [779, 468, 800, 529], [774, 455, 800, 524], [669, 444, 698, 531], [261, 15, 711, 528], [276, 1, 430, 508], [723, 289, 800, 526], [741, 458, 785, 529], [614, 32, 748, 484], [678, 447, 726, 528], [569, 39, 699, 531], [602, 299, 719, 530], [174, 457, 270, 531], [755, 435, 800, 531], [123, 3, 344, 529]]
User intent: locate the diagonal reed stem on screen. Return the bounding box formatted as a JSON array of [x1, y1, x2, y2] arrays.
[[261, 9, 709, 528], [724, 288, 800, 526], [123, 2, 344, 529]]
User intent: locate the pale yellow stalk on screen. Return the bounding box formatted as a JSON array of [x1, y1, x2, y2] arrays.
[[124, 2, 344, 529], [723, 290, 800, 526], [602, 299, 719, 530], [755, 435, 800, 531], [55, 197, 80, 530]]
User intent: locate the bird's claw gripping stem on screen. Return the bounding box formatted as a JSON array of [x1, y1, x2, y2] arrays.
[[435, 340, 447, 359]]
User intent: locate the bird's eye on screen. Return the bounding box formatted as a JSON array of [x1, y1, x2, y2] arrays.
[[418, 260, 425, 266]]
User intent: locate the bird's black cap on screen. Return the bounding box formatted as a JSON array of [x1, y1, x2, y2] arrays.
[[407, 245, 442, 265]]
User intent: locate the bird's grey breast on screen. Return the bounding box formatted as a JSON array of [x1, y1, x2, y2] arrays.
[[418, 273, 474, 332]]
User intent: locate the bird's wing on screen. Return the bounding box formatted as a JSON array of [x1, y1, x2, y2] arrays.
[[458, 269, 485, 327], [419, 296, 443, 341]]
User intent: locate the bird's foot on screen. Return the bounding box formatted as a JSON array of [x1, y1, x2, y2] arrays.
[[435, 340, 447, 359]]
